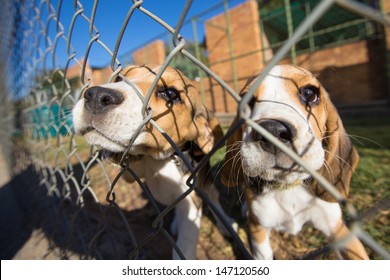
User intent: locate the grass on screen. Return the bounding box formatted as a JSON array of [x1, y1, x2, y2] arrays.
[[344, 117, 390, 206], [343, 117, 390, 257]]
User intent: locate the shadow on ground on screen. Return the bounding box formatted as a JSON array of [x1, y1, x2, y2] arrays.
[[0, 159, 177, 260]]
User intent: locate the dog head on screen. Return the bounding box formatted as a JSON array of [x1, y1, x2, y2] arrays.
[[221, 65, 359, 202], [72, 64, 223, 160]]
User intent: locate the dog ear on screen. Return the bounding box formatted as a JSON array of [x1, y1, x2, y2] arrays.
[[193, 106, 224, 155], [220, 116, 245, 187], [312, 100, 359, 202]]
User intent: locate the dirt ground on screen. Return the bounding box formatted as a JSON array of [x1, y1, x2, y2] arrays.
[[0, 160, 341, 260]]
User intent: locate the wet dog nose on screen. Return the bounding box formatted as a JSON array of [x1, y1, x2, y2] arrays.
[[84, 86, 124, 114], [252, 120, 295, 153]]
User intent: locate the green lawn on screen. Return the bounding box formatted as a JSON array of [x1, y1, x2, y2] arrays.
[[344, 117, 390, 257], [345, 117, 390, 204]]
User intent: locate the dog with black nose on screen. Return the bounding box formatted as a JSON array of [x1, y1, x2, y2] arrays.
[[73, 64, 230, 259], [221, 64, 369, 260]]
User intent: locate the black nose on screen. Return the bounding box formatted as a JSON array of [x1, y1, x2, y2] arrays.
[[252, 120, 294, 153], [83, 86, 124, 114]]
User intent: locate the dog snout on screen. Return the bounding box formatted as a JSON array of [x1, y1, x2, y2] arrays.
[[84, 86, 124, 114], [252, 120, 295, 152]]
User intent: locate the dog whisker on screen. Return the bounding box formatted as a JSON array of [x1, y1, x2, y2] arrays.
[[346, 134, 383, 149]]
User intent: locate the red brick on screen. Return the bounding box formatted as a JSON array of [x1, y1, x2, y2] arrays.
[[133, 40, 166, 65]]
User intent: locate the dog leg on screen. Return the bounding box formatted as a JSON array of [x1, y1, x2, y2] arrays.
[[244, 188, 273, 259], [172, 193, 202, 260], [310, 200, 369, 260], [249, 220, 273, 260], [330, 220, 369, 260]]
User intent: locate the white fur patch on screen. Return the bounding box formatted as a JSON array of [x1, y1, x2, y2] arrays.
[[72, 81, 145, 152], [251, 185, 341, 236]]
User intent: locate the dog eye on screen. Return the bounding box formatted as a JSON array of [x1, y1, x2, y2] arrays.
[[157, 87, 181, 104], [299, 86, 319, 105]]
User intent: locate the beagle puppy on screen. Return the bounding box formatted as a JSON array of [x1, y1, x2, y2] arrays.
[[221, 64, 369, 260], [72, 64, 228, 259]]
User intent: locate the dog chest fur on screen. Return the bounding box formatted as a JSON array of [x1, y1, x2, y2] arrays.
[[250, 185, 342, 236]]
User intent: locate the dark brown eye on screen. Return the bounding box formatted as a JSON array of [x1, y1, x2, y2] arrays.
[[299, 86, 320, 105], [156, 87, 181, 104]]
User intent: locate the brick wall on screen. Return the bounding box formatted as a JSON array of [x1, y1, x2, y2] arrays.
[[90, 66, 113, 86], [66, 60, 113, 89], [133, 39, 166, 65], [281, 40, 388, 105], [204, 0, 269, 113]]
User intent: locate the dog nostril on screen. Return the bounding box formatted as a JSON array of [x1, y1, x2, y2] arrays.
[[279, 130, 293, 143], [84, 86, 124, 114], [253, 120, 294, 144], [252, 130, 266, 143], [102, 95, 114, 105], [84, 88, 93, 100]]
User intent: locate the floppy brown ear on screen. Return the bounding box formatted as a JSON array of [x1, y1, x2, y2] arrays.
[[312, 101, 359, 202], [220, 116, 245, 187], [193, 106, 224, 154]]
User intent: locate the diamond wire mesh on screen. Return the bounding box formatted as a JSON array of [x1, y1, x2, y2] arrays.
[[7, 0, 390, 259]]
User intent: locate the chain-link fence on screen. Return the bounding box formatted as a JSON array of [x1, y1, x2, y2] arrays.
[[1, 0, 389, 260]]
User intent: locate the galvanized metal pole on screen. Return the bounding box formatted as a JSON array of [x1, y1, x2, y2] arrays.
[[223, 0, 239, 92], [305, 1, 316, 52], [259, 16, 267, 66], [379, 0, 390, 104], [284, 0, 297, 64], [191, 17, 206, 103]]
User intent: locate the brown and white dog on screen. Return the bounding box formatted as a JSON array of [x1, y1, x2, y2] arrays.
[[221, 64, 369, 260], [72, 64, 229, 259]]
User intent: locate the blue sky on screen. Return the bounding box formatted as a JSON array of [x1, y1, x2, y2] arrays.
[[49, 0, 246, 68]]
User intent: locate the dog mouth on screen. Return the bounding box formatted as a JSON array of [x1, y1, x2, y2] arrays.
[[247, 176, 269, 194], [247, 176, 292, 193], [247, 175, 305, 194], [79, 126, 127, 151], [80, 126, 95, 136], [244, 163, 309, 193]]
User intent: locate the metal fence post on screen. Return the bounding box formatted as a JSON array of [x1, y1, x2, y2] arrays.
[[223, 0, 238, 92], [379, 0, 390, 104], [305, 1, 316, 53], [284, 0, 297, 64], [191, 17, 206, 103]]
